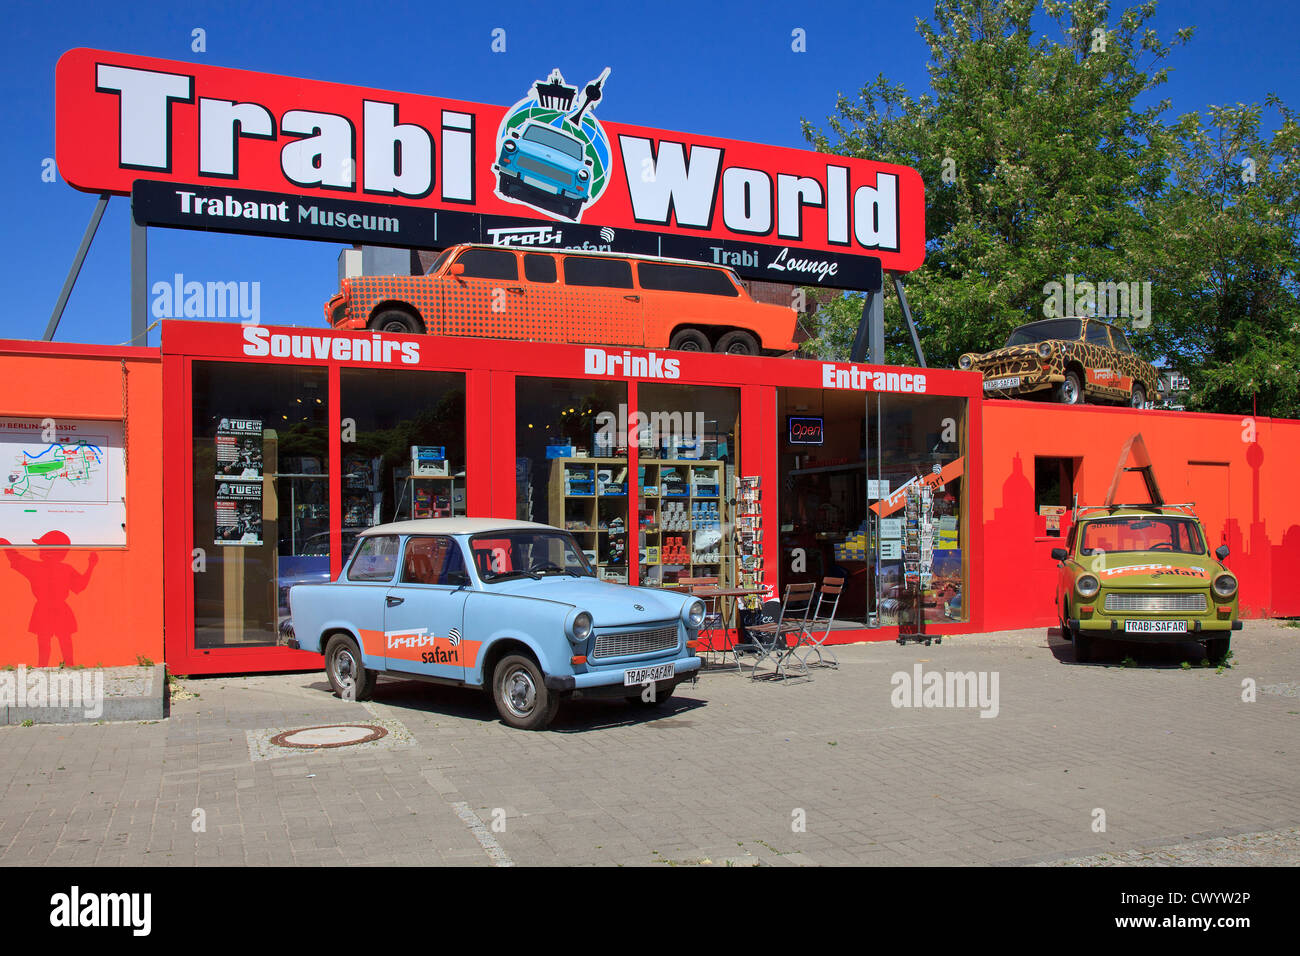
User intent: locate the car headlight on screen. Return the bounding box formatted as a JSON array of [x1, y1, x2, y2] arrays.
[[1075, 574, 1100, 599], [577, 168, 589, 181], [504, 140, 517, 152], [1212, 574, 1237, 599], [958, 354, 973, 370], [685, 600, 706, 629], [1037, 342, 1053, 359], [570, 611, 593, 643]]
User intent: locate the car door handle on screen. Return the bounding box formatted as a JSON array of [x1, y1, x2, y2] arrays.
[[386, 596, 404, 607], [507, 286, 524, 293], [623, 294, 640, 302]]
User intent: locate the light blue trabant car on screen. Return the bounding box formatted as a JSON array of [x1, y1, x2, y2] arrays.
[[284, 519, 703, 730]]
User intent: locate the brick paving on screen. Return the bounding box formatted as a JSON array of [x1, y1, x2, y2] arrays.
[[1, 620, 1296, 866]]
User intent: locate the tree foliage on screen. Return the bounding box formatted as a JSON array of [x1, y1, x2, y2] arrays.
[[800, 0, 1299, 418]]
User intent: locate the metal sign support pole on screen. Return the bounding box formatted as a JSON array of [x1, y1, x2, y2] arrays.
[[44, 193, 110, 341], [131, 219, 148, 346]]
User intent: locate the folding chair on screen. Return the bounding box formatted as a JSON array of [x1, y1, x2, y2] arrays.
[[732, 582, 815, 680], [795, 576, 844, 668]]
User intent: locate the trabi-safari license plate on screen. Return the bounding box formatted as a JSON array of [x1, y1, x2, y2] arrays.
[[624, 662, 675, 686], [1125, 620, 1188, 633], [984, 376, 1021, 391]]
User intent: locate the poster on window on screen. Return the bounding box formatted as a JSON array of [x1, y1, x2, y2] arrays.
[[214, 480, 263, 545], [214, 418, 263, 478], [0, 417, 127, 547]]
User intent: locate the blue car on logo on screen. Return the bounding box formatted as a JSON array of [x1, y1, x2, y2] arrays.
[[495, 122, 594, 220], [284, 518, 703, 729]]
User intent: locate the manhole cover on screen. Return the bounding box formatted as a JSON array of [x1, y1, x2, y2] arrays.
[[270, 724, 388, 749]]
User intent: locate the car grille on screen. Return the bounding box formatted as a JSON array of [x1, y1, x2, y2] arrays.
[[1104, 593, 1207, 612], [517, 156, 566, 180], [593, 624, 679, 659]]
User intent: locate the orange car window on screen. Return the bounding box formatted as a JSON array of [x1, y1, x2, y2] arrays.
[[524, 254, 557, 283]]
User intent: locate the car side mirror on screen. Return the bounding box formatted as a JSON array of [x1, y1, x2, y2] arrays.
[[445, 571, 470, 587], [585, 158, 593, 166], [1050, 548, 1068, 562], [1215, 545, 1229, 561], [448, 263, 465, 277]]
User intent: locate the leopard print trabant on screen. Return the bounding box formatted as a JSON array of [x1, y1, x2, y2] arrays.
[[961, 319, 1158, 405]]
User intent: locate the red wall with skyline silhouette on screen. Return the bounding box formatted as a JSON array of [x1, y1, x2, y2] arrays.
[[981, 400, 1300, 630], [0, 342, 163, 668]]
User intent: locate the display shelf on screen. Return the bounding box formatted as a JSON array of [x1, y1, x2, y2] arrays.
[[636, 458, 730, 589], [549, 457, 629, 581]]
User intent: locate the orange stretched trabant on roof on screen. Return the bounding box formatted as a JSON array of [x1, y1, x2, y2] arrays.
[[325, 244, 799, 356]]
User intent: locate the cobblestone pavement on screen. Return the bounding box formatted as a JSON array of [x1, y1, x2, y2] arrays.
[[1, 620, 1296, 866]]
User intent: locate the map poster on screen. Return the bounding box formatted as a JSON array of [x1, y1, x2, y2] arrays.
[[214, 418, 263, 479], [0, 417, 126, 547], [214, 480, 263, 546]]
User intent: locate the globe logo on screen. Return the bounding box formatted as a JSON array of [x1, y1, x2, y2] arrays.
[[493, 68, 614, 223]]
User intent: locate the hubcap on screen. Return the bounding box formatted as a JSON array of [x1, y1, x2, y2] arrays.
[[502, 666, 537, 718], [334, 648, 356, 690], [1064, 380, 1079, 403], [382, 321, 406, 333]]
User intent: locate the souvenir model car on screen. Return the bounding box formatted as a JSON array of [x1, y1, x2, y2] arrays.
[[324, 243, 798, 356], [1051, 505, 1241, 663], [958, 317, 1158, 407], [284, 518, 704, 730], [494, 121, 593, 220]]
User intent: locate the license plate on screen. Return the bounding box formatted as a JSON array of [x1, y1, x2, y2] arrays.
[[1125, 620, 1188, 633], [984, 376, 1020, 390], [523, 175, 559, 194], [624, 662, 675, 686]]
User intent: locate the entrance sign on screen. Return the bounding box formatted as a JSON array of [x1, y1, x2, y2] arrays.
[[56, 49, 925, 287]]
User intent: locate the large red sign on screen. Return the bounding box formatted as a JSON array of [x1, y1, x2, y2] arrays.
[[56, 48, 926, 276]]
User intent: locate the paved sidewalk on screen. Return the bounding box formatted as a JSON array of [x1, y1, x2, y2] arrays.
[[1, 620, 1297, 866]]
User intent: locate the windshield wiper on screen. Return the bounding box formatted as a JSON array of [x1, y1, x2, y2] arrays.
[[487, 569, 541, 581]]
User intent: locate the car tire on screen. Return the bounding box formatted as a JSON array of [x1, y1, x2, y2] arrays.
[[1071, 625, 1092, 664], [1130, 384, 1147, 409], [626, 684, 675, 708], [1054, 369, 1084, 405], [492, 653, 560, 731], [669, 328, 712, 353], [324, 634, 376, 701], [368, 309, 424, 335], [1205, 636, 1230, 663], [715, 330, 760, 356]]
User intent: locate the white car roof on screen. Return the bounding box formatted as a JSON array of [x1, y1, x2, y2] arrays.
[[359, 518, 559, 537]]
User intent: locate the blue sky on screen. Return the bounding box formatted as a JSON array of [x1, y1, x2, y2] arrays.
[[3, 0, 1297, 346]]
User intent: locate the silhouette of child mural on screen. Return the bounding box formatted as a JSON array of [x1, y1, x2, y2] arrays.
[[0, 530, 98, 666]]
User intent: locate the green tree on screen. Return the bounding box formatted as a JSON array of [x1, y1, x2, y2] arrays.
[[1134, 100, 1300, 417], [800, 0, 1191, 368]]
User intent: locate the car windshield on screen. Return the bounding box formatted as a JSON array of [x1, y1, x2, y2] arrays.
[[468, 530, 595, 581], [1079, 516, 1205, 555], [425, 248, 454, 275], [522, 124, 583, 159], [1005, 319, 1082, 346]]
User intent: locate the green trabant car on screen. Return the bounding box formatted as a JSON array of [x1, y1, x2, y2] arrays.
[[1051, 505, 1241, 663], [959, 317, 1158, 407]]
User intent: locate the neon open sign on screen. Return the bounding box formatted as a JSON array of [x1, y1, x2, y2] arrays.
[[788, 416, 824, 445]]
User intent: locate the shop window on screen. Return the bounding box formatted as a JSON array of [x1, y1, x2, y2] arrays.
[[191, 361, 329, 648], [563, 256, 633, 288], [340, 368, 466, 529], [456, 248, 518, 280], [515, 377, 628, 582], [637, 262, 739, 297], [1034, 456, 1078, 537], [524, 254, 557, 283], [637, 384, 740, 589]]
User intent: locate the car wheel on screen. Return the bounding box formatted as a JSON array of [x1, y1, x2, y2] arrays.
[[1205, 637, 1230, 663], [324, 634, 376, 701], [715, 330, 760, 356], [492, 653, 560, 731], [669, 328, 712, 352], [1130, 384, 1147, 409], [626, 684, 675, 708], [1071, 625, 1092, 664], [1054, 370, 1084, 405], [367, 309, 424, 335]]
